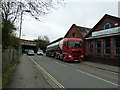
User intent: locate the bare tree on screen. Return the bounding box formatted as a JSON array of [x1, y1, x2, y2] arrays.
[[35, 35, 50, 52], [38, 35, 49, 42], [43, 35, 49, 41], [2, 0, 65, 24]]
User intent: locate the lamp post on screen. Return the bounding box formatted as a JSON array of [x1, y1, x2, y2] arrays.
[[19, 10, 31, 52]]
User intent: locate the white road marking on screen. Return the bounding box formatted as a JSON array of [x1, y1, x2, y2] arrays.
[[82, 64, 119, 75], [76, 69, 119, 86], [65, 62, 118, 75], [54, 61, 66, 67], [36, 55, 119, 87]]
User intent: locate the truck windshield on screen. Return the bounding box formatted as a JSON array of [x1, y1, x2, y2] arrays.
[[69, 41, 82, 48]]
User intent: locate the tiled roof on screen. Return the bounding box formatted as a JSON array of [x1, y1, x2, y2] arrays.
[[77, 26, 91, 37], [64, 24, 91, 38]]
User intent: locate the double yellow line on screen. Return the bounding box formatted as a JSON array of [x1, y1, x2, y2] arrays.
[[28, 56, 66, 89]]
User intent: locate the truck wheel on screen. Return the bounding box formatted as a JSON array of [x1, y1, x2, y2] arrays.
[[55, 54, 57, 59], [63, 56, 66, 62], [58, 55, 60, 60], [59, 54, 62, 60]]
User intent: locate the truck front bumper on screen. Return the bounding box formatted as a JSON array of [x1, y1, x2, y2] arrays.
[[66, 57, 83, 62]]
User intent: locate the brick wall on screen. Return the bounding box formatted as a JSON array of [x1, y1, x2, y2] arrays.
[[101, 39, 104, 57], [95, 18, 120, 31], [65, 25, 83, 39], [111, 37, 114, 58], [88, 15, 120, 37]]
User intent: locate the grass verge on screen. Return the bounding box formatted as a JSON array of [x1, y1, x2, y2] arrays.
[[2, 60, 18, 88]]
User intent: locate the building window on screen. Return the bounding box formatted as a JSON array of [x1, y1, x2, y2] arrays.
[[73, 33, 75, 37], [104, 38, 111, 54], [115, 37, 120, 55], [103, 22, 111, 29], [96, 40, 101, 54], [88, 41, 93, 54]]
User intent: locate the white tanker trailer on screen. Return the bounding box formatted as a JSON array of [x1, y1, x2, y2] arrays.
[[46, 38, 84, 62]]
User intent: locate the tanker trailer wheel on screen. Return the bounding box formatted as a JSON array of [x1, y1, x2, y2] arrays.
[[63, 56, 67, 62], [55, 54, 57, 59], [58, 55, 60, 60]]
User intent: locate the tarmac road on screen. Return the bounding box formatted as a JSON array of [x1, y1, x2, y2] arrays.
[[7, 54, 119, 89], [30, 55, 119, 88]]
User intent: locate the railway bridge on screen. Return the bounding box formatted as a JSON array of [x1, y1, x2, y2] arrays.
[[21, 39, 37, 53]]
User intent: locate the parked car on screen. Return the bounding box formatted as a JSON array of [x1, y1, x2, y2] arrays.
[[24, 49, 29, 53], [27, 49, 35, 55], [37, 50, 43, 55], [23, 49, 29, 53]]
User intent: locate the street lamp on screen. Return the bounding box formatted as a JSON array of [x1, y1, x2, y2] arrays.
[[19, 10, 31, 39], [19, 10, 31, 52]]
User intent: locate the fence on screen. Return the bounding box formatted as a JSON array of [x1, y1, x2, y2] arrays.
[[2, 49, 20, 72]]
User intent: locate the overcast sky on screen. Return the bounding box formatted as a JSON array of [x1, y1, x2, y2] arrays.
[[19, 0, 119, 42]]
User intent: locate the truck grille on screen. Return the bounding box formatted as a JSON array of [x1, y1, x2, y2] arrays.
[[73, 55, 79, 57], [72, 50, 82, 53], [74, 58, 79, 60]]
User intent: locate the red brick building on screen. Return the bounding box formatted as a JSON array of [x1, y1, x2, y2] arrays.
[[64, 24, 91, 39], [84, 14, 120, 66]]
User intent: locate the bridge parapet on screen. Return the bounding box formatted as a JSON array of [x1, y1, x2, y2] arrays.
[[21, 39, 37, 46]]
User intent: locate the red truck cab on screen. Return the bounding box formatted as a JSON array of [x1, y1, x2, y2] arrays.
[[62, 38, 84, 62]]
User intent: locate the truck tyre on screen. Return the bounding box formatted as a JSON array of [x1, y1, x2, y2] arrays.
[[63, 56, 66, 62], [55, 54, 57, 59], [58, 55, 60, 60]]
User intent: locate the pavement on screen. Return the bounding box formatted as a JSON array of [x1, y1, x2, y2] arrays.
[[6, 54, 52, 88], [83, 61, 119, 73]]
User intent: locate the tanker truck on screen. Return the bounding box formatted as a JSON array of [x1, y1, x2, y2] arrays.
[[46, 38, 84, 62]]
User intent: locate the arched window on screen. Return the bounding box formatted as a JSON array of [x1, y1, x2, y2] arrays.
[[103, 22, 111, 29]]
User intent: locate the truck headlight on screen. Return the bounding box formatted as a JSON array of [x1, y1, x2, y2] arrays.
[[80, 55, 83, 57], [68, 55, 72, 57]]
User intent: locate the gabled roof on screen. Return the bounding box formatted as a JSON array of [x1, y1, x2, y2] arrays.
[[48, 37, 63, 45], [85, 14, 120, 38], [64, 24, 91, 38], [77, 25, 91, 37]]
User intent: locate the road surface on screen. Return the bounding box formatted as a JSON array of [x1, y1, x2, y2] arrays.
[[28, 54, 119, 88], [7, 54, 119, 89]]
